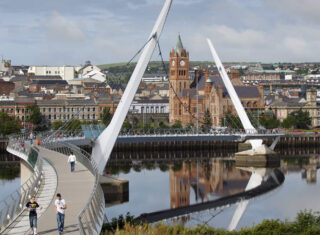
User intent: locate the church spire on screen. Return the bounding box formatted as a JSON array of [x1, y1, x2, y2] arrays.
[[175, 34, 186, 56]]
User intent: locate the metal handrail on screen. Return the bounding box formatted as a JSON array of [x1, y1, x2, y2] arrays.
[[43, 140, 104, 235], [0, 135, 43, 233]]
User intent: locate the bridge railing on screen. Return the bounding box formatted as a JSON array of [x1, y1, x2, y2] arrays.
[[118, 128, 286, 136], [0, 136, 43, 233], [43, 140, 104, 235]]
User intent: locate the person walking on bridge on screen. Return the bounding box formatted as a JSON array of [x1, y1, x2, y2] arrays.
[[68, 152, 77, 172], [55, 193, 67, 235], [26, 195, 42, 235]]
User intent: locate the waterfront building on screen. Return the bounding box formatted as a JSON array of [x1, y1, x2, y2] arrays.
[[169, 35, 264, 127], [268, 89, 320, 127], [97, 96, 120, 118], [37, 99, 99, 123]]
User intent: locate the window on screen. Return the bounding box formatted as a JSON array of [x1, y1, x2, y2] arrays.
[[49, 108, 51, 112], [82, 115, 85, 120], [88, 108, 90, 112], [93, 107, 95, 112], [43, 108, 46, 112], [93, 114, 95, 119], [54, 108, 56, 112], [54, 115, 56, 120], [87, 114, 90, 119], [59, 108, 62, 112], [156, 107, 159, 113]]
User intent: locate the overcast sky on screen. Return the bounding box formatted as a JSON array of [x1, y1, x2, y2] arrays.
[[1, 0, 320, 66]]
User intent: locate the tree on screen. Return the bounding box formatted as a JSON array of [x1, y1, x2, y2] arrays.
[[0, 112, 21, 136], [172, 120, 182, 129], [69, 119, 82, 131], [260, 117, 281, 129], [102, 107, 113, 126], [122, 120, 132, 130], [52, 121, 64, 130], [203, 109, 212, 129], [282, 109, 311, 129], [26, 104, 42, 125], [222, 111, 243, 129]]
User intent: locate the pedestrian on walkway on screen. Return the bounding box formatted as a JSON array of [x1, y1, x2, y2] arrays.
[[68, 152, 77, 172], [26, 195, 42, 235], [29, 132, 34, 145], [55, 193, 67, 235], [20, 137, 25, 152]]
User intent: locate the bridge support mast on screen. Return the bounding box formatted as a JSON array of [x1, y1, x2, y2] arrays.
[[92, 0, 173, 174], [206, 38, 277, 159]]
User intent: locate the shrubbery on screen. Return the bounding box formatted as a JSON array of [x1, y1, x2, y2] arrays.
[[102, 210, 320, 235]]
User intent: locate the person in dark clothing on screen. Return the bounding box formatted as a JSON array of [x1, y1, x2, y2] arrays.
[[26, 196, 42, 235]]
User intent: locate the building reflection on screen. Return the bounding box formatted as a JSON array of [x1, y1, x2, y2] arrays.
[[170, 159, 251, 222], [281, 156, 320, 184]]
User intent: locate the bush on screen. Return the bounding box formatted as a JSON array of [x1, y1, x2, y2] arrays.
[[101, 211, 320, 235]]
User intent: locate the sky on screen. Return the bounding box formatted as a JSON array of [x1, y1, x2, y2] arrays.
[[1, 0, 320, 66]]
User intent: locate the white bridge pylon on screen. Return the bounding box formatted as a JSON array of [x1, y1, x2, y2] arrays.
[[206, 39, 263, 150], [92, 0, 173, 174]]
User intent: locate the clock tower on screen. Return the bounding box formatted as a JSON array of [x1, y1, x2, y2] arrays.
[[169, 35, 190, 123]]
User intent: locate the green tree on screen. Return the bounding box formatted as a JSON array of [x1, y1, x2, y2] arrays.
[[102, 107, 113, 126], [26, 104, 42, 125], [172, 120, 182, 129], [69, 119, 82, 131], [122, 120, 132, 129], [0, 112, 21, 136], [260, 117, 281, 129], [52, 121, 64, 130], [282, 109, 311, 129], [203, 109, 212, 129], [222, 111, 243, 129]]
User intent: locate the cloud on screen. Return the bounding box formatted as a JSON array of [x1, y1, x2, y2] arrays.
[[46, 11, 86, 43], [268, 0, 320, 24], [283, 37, 307, 56]]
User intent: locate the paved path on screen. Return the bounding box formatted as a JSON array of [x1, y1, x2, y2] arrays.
[[2, 158, 58, 235], [36, 147, 95, 235]]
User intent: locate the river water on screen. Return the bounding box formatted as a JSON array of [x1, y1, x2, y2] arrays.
[[0, 153, 20, 202], [105, 153, 320, 230], [1, 150, 320, 231]]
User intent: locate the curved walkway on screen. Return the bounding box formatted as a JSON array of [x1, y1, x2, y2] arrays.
[[2, 158, 57, 235], [36, 147, 95, 235]]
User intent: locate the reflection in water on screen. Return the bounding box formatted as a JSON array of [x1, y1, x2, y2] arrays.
[[170, 160, 251, 209], [0, 162, 20, 181], [105, 152, 320, 230], [0, 153, 20, 202]]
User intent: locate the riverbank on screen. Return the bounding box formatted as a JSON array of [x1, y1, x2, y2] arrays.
[[101, 210, 320, 234]]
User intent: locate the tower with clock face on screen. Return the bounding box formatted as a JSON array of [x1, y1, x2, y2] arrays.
[[169, 35, 190, 123]]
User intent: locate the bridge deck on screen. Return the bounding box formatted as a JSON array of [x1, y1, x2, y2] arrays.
[[36, 147, 95, 235], [2, 158, 57, 235]]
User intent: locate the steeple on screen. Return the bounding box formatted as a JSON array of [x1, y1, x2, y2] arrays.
[[175, 34, 186, 56]]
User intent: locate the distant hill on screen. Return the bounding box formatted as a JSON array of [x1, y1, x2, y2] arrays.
[[98, 61, 257, 72]]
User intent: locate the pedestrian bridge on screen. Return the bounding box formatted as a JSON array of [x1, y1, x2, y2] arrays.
[[46, 127, 285, 146], [0, 133, 105, 235]]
